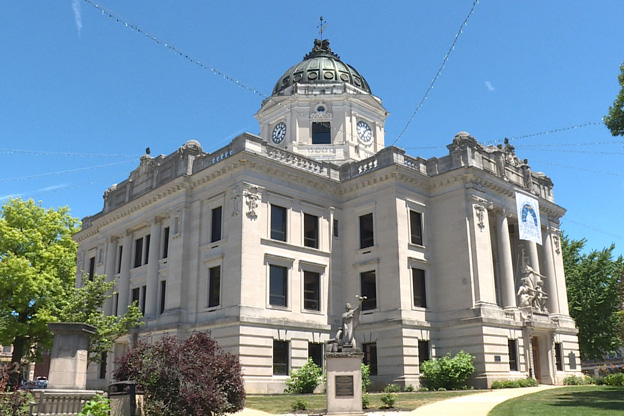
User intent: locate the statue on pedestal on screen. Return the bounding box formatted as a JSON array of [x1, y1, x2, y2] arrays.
[[327, 295, 366, 352]]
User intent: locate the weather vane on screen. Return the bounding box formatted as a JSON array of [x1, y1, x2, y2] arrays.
[[318, 16, 328, 40]]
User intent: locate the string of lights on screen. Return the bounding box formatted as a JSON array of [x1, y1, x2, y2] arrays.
[[0, 160, 137, 183], [531, 160, 624, 177], [391, 0, 479, 147], [562, 217, 624, 240], [0, 148, 141, 158], [483, 121, 604, 145]]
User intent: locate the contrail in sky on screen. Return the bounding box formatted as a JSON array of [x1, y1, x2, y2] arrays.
[[72, 0, 82, 34]]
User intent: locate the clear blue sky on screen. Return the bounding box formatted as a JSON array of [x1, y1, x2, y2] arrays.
[[1, 1, 623, 256]]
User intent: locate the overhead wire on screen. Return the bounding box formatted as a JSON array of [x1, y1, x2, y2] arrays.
[[0, 160, 137, 183], [391, 0, 480, 147]]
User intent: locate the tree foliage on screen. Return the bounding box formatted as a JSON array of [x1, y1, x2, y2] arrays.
[[420, 350, 475, 390], [0, 197, 142, 377], [562, 234, 624, 360], [604, 61, 624, 136], [59, 274, 143, 364], [0, 198, 79, 367], [113, 332, 245, 416]]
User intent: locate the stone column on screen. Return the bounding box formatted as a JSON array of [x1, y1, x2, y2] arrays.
[[542, 228, 559, 314], [118, 233, 133, 315], [496, 210, 516, 308], [526, 241, 541, 274], [47, 323, 96, 390], [145, 219, 161, 317], [103, 237, 118, 316]]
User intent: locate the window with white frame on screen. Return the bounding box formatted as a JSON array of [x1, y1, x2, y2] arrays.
[[412, 268, 427, 308], [270, 205, 287, 242], [360, 270, 377, 311], [359, 213, 374, 249], [303, 271, 320, 311], [208, 265, 221, 308], [269, 265, 288, 307], [409, 210, 423, 245], [303, 213, 319, 249], [273, 340, 289, 375], [211, 206, 223, 243]]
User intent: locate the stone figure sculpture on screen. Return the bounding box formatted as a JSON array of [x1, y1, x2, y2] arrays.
[[327, 295, 366, 352], [517, 264, 548, 313]]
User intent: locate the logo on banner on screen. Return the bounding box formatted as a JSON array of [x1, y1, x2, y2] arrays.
[[515, 191, 541, 245]]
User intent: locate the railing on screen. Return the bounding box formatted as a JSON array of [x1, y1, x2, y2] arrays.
[[29, 390, 103, 416]]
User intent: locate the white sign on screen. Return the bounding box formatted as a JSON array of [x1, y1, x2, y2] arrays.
[[515, 191, 542, 245]]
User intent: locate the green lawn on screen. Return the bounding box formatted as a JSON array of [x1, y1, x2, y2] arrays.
[[489, 385, 624, 416], [245, 390, 480, 414]]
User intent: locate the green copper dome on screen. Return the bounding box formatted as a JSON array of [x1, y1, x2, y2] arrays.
[[272, 39, 372, 95]]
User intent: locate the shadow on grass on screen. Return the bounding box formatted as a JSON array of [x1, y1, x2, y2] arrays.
[[551, 387, 624, 411]]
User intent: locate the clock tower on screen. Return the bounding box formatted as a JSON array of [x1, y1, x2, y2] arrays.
[[255, 39, 388, 165]]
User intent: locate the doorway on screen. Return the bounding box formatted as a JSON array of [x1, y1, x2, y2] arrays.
[[531, 337, 541, 381]]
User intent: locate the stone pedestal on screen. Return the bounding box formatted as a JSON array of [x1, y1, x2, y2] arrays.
[[47, 323, 96, 390], [326, 351, 364, 416]]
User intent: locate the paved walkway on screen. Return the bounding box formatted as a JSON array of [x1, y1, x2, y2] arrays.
[[237, 385, 561, 416]]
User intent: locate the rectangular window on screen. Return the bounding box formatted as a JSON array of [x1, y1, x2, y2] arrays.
[[211, 206, 223, 243], [410, 210, 423, 245], [269, 265, 288, 307], [333, 219, 339, 238], [88, 256, 96, 281], [509, 339, 518, 371], [359, 213, 374, 248], [303, 271, 320, 311], [363, 342, 378, 376], [140, 285, 146, 314], [273, 340, 289, 375], [3, 345, 12, 354], [134, 238, 143, 268], [208, 266, 221, 308], [308, 342, 323, 368], [555, 342, 563, 371], [160, 281, 167, 314], [99, 352, 107, 379], [270, 205, 287, 242], [360, 270, 377, 311], [131, 287, 140, 306], [162, 227, 170, 259], [303, 213, 319, 248], [117, 246, 123, 274], [312, 121, 331, 144], [418, 340, 430, 367], [412, 268, 427, 308], [113, 293, 119, 316], [144, 234, 151, 264]]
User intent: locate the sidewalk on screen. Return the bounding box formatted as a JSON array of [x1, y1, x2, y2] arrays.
[[237, 385, 561, 416]]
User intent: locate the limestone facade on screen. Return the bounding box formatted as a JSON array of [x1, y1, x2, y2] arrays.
[[73, 40, 581, 392]]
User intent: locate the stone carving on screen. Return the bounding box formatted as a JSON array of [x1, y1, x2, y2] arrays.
[[553, 235, 561, 254], [243, 186, 260, 219], [474, 205, 487, 231], [517, 264, 548, 313], [327, 296, 365, 352], [231, 185, 241, 217], [520, 159, 534, 192], [504, 138, 521, 167]]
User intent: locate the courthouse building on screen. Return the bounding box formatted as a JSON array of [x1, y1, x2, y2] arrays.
[[73, 39, 581, 392]]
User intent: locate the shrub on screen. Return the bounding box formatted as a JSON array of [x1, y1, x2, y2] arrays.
[[78, 394, 111, 416], [418, 387, 429, 392], [285, 358, 323, 394], [420, 351, 475, 390], [604, 373, 624, 386], [380, 393, 398, 408], [114, 331, 245, 416], [563, 375, 586, 385], [384, 383, 401, 393], [361, 364, 371, 392], [362, 393, 370, 409], [291, 398, 308, 411], [404, 384, 415, 392], [492, 378, 537, 389]]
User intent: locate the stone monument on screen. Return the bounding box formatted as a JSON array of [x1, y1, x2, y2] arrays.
[[325, 296, 366, 416], [47, 322, 96, 390]]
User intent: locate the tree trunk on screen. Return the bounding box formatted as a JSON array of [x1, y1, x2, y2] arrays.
[[8, 336, 26, 387]]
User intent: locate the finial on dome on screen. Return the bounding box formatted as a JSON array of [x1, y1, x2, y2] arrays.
[[318, 16, 328, 41]]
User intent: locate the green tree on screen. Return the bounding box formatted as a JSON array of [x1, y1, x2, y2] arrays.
[[562, 234, 624, 360], [604, 60, 624, 136], [0, 198, 79, 368], [0, 198, 142, 378], [59, 274, 143, 364]]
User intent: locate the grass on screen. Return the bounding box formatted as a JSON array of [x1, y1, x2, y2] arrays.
[[489, 385, 624, 416], [245, 390, 480, 414]]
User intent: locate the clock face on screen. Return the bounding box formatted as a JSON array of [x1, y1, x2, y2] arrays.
[[272, 122, 286, 144], [357, 120, 372, 143]]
